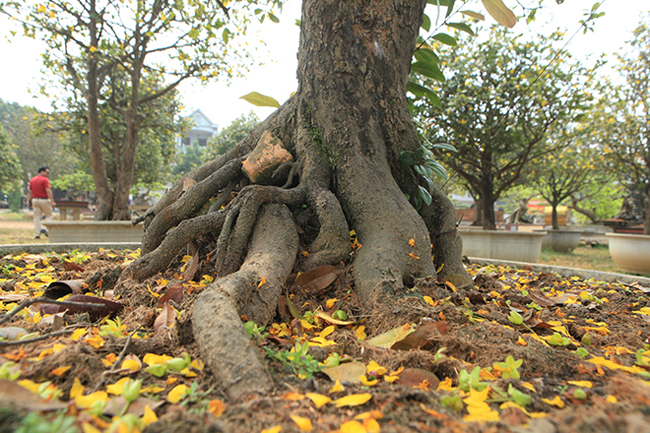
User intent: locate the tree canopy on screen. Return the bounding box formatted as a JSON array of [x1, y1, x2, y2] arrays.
[[417, 25, 594, 230]]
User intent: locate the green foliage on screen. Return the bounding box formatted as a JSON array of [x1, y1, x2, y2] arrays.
[[0, 124, 22, 190], [458, 366, 488, 392], [16, 412, 77, 433], [507, 384, 532, 407], [244, 320, 269, 343], [173, 143, 204, 177], [596, 18, 650, 230], [493, 355, 523, 379], [264, 340, 321, 379], [203, 111, 260, 161]]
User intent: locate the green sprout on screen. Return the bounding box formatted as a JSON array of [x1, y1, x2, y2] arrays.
[[493, 355, 523, 380]]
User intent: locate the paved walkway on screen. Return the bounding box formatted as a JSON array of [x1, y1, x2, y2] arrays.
[[0, 221, 33, 229]]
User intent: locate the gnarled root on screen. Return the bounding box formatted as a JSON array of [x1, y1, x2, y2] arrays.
[[141, 157, 245, 254], [192, 204, 298, 400]]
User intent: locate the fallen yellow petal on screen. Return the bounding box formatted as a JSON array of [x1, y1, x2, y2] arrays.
[[143, 353, 173, 366], [261, 427, 282, 433], [359, 375, 378, 386], [606, 395, 618, 404], [75, 391, 109, 409], [70, 328, 87, 341], [51, 366, 72, 377], [305, 393, 331, 408], [142, 405, 158, 427], [70, 377, 85, 398], [329, 380, 345, 393], [436, 377, 454, 392], [541, 396, 565, 408], [106, 377, 130, 395], [567, 380, 592, 388], [289, 414, 312, 431], [208, 399, 226, 417], [167, 384, 188, 404], [340, 420, 366, 433], [334, 393, 372, 407]]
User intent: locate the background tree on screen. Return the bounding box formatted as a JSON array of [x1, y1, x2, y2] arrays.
[[418, 26, 593, 230], [0, 99, 75, 193], [1, 0, 280, 220], [598, 18, 650, 234], [203, 111, 260, 161], [532, 122, 611, 230], [0, 124, 21, 191], [173, 143, 204, 177]]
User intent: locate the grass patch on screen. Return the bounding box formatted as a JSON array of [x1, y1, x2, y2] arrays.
[[538, 244, 623, 274], [0, 228, 47, 245], [0, 211, 31, 222]]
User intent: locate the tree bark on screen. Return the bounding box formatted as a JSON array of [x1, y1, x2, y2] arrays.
[[125, 0, 472, 400]]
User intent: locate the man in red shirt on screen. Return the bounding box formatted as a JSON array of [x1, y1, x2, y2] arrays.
[[27, 167, 56, 239]]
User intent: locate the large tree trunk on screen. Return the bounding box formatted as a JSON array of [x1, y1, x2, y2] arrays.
[[120, 0, 471, 400]]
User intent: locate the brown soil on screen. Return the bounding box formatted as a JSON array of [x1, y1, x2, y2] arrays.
[[2, 249, 650, 433]]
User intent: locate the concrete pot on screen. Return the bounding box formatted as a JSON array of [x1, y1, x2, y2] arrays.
[[606, 233, 650, 275], [459, 229, 546, 263], [47, 221, 144, 244], [540, 229, 582, 252]]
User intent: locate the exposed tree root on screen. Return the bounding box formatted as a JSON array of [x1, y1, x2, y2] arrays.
[[142, 158, 246, 254], [192, 204, 298, 400]]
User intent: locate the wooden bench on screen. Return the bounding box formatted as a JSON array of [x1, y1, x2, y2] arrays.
[[56, 201, 90, 221]]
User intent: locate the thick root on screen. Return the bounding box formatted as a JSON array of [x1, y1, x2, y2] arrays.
[[193, 204, 298, 400], [123, 212, 226, 282], [142, 158, 244, 254]]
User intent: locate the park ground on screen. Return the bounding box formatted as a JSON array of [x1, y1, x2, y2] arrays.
[[2, 211, 650, 432]]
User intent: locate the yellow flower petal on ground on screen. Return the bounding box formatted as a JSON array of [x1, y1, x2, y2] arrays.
[[305, 393, 331, 408], [289, 414, 312, 431], [541, 396, 565, 408], [51, 366, 71, 377], [70, 328, 87, 341], [143, 353, 173, 366], [463, 387, 500, 423], [384, 375, 399, 383], [521, 382, 536, 393], [142, 405, 158, 428], [606, 395, 618, 403], [334, 393, 372, 407], [366, 361, 387, 376], [180, 367, 197, 378], [437, 377, 455, 392], [355, 325, 366, 341], [423, 295, 436, 307], [281, 391, 305, 401], [208, 399, 226, 417], [320, 325, 336, 338], [568, 380, 592, 388], [70, 377, 85, 398], [102, 353, 117, 367], [309, 336, 337, 347], [167, 384, 188, 404], [301, 320, 318, 331], [18, 379, 42, 394], [81, 422, 102, 433], [326, 298, 339, 309], [359, 375, 378, 386], [329, 380, 345, 393], [140, 385, 165, 394], [516, 336, 527, 346], [166, 377, 178, 385], [340, 420, 365, 433], [261, 426, 282, 433], [362, 417, 380, 433], [85, 334, 105, 349], [75, 391, 109, 409], [479, 369, 497, 381], [106, 377, 130, 395], [121, 358, 141, 372]]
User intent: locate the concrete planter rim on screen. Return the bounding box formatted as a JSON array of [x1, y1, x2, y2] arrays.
[[459, 228, 547, 237], [605, 232, 650, 239]]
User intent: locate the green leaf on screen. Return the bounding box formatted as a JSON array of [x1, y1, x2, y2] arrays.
[[240, 92, 281, 108], [432, 33, 457, 46], [268, 13, 280, 23], [460, 10, 485, 21], [411, 62, 445, 82], [431, 142, 456, 152], [421, 14, 431, 32], [418, 185, 432, 206], [285, 290, 301, 319], [481, 0, 517, 28], [406, 81, 441, 106], [445, 0, 456, 17], [414, 48, 440, 65], [429, 160, 448, 179], [447, 22, 475, 36]]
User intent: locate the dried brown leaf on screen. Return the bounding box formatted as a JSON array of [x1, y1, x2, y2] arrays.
[[291, 265, 341, 295], [154, 302, 177, 334]]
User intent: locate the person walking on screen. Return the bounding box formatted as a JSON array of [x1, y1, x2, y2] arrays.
[[27, 167, 56, 239]]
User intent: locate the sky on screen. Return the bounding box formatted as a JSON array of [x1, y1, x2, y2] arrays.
[[0, 0, 648, 130]]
